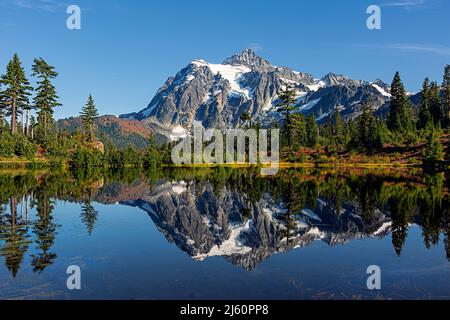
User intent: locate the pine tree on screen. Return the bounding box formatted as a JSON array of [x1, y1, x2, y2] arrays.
[[429, 81, 443, 127], [80, 94, 99, 143], [0, 54, 32, 134], [143, 134, 160, 168], [354, 104, 382, 154], [277, 84, 296, 147], [306, 115, 319, 148], [423, 129, 444, 162], [290, 113, 307, 149], [80, 202, 98, 236], [418, 78, 432, 130], [442, 65, 450, 128], [0, 86, 5, 130], [387, 72, 412, 132], [29, 115, 36, 140], [31, 58, 61, 139], [332, 107, 345, 148], [0, 107, 8, 134]]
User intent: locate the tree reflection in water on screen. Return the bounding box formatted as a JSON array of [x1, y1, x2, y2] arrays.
[[0, 167, 449, 276]]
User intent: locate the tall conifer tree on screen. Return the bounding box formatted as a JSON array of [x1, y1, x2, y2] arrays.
[[423, 129, 444, 162], [0, 54, 32, 134], [418, 78, 432, 130], [306, 115, 319, 148], [429, 81, 443, 127], [0, 81, 3, 128], [355, 104, 382, 154], [442, 65, 450, 127], [31, 58, 61, 138], [277, 84, 296, 147], [332, 107, 345, 148], [80, 94, 99, 143], [387, 72, 411, 132]]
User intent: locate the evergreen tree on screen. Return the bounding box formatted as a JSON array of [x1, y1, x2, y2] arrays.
[[429, 81, 443, 127], [104, 138, 122, 167], [31, 190, 57, 273], [331, 107, 345, 148], [0, 54, 32, 134], [22, 101, 33, 136], [0, 81, 5, 131], [29, 115, 36, 140], [418, 78, 432, 130], [123, 144, 142, 167], [423, 129, 444, 162], [443, 65, 450, 128], [143, 134, 160, 168], [387, 72, 412, 132], [0, 102, 5, 130], [354, 105, 382, 154], [277, 84, 296, 147], [80, 94, 99, 143], [31, 58, 61, 139], [80, 202, 98, 236], [290, 113, 307, 150], [306, 115, 319, 148]]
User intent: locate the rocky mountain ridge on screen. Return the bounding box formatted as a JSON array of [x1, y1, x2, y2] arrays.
[[121, 49, 398, 139]]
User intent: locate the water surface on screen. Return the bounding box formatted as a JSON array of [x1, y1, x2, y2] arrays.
[[0, 168, 449, 300]]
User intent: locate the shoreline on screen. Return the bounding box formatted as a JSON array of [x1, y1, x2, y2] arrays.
[[0, 160, 425, 169], [164, 162, 425, 170]]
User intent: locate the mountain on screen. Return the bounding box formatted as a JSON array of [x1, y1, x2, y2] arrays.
[[120, 49, 394, 139], [56, 115, 166, 149], [58, 174, 396, 271], [121, 179, 392, 271]]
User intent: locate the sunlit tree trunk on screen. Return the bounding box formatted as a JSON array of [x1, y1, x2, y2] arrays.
[[11, 97, 18, 134], [21, 108, 25, 134], [25, 109, 30, 137]]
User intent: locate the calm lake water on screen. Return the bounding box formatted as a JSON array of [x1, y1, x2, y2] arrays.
[[0, 168, 449, 300]]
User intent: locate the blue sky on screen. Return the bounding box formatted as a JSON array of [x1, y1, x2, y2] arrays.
[[0, 0, 449, 119]]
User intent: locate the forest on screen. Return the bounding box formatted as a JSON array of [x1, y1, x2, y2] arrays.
[[1, 53, 449, 169]]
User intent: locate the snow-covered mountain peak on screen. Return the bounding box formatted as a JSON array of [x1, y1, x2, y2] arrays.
[[120, 50, 398, 131]]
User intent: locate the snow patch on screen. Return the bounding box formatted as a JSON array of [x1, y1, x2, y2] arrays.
[[172, 181, 187, 195], [301, 209, 322, 222], [297, 98, 321, 112], [169, 126, 188, 142], [371, 83, 391, 98], [306, 227, 326, 239], [280, 78, 298, 85], [263, 102, 275, 112], [192, 60, 251, 98], [373, 221, 393, 236], [307, 80, 326, 92], [185, 74, 196, 83], [317, 110, 333, 121], [193, 221, 253, 261]]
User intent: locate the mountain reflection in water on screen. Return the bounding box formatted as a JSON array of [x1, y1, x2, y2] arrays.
[[0, 168, 449, 299]]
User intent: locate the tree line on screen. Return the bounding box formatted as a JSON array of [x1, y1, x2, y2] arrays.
[[1, 168, 449, 277], [277, 66, 450, 163], [1, 53, 449, 167], [0, 54, 163, 169]]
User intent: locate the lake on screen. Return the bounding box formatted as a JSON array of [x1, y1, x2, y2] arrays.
[[0, 167, 449, 300]]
